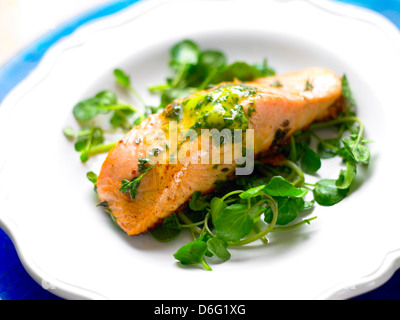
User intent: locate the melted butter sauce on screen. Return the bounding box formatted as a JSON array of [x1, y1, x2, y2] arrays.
[[163, 84, 259, 132]]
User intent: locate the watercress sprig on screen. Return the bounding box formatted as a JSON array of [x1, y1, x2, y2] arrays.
[[170, 176, 318, 270], [63, 126, 116, 163], [150, 39, 276, 109]]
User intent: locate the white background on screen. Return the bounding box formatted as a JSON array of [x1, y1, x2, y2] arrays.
[[0, 0, 109, 66]]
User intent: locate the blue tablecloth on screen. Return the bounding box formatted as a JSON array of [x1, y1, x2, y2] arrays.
[[0, 0, 399, 300]]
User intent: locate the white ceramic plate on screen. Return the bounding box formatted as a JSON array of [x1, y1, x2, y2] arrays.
[[1, 0, 400, 300]]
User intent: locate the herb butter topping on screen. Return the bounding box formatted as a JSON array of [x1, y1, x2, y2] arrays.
[[163, 84, 259, 131]]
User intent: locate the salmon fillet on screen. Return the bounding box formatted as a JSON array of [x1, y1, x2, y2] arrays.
[[96, 67, 343, 236]]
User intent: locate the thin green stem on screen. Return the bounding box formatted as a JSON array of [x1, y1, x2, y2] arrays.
[[253, 221, 268, 244], [304, 182, 316, 187], [198, 69, 218, 90], [99, 103, 145, 122], [203, 212, 215, 238], [114, 109, 133, 130], [178, 212, 202, 236], [271, 216, 317, 232], [309, 116, 362, 131], [201, 258, 212, 271], [77, 129, 92, 137], [250, 199, 268, 211], [289, 136, 297, 161], [172, 64, 189, 88], [128, 86, 146, 106], [85, 127, 95, 152], [87, 141, 117, 156], [352, 120, 365, 153], [179, 220, 205, 228], [221, 190, 243, 202], [309, 131, 339, 151], [148, 83, 169, 93], [284, 160, 305, 187], [225, 198, 238, 205], [228, 194, 278, 247], [311, 116, 365, 155]]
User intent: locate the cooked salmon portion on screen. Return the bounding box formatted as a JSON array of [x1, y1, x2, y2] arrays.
[[96, 67, 343, 236]]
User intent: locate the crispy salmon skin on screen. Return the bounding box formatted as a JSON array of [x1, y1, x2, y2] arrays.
[[96, 67, 343, 236]]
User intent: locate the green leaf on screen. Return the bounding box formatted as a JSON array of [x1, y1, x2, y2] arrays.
[[287, 138, 305, 162], [313, 179, 349, 206], [109, 108, 136, 129], [206, 238, 231, 261], [342, 138, 370, 164], [248, 206, 267, 222], [213, 62, 265, 83], [74, 127, 104, 162], [263, 176, 306, 198], [214, 204, 254, 242], [160, 88, 195, 108], [199, 50, 227, 70], [317, 137, 340, 159], [91, 127, 104, 145], [73, 90, 118, 122], [170, 40, 200, 65], [73, 98, 100, 122], [336, 160, 357, 189], [264, 197, 305, 226], [189, 191, 209, 212], [210, 197, 227, 224], [95, 90, 118, 106], [301, 145, 321, 174], [173, 239, 211, 270], [337, 146, 354, 162], [197, 233, 213, 257], [63, 127, 76, 139], [342, 74, 356, 108], [253, 58, 276, 77], [87, 171, 98, 186], [151, 214, 182, 242], [114, 68, 146, 106], [303, 200, 316, 210], [239, 185, 265, 199], [73, 90, 143, 130], [114, 69, 131, 88]]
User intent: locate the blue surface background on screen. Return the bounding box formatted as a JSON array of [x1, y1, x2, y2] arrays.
[[0, 0, 399, 300]]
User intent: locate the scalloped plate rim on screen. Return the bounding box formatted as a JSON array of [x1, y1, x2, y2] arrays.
[[0, 0, 400, 300]]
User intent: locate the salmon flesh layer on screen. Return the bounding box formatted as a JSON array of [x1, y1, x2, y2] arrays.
[[96, 67, 343, 236]]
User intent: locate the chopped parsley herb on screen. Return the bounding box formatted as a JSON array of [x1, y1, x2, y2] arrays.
[[271, 80, 283, 88], [248, 105, 256, 117], [305, 80, 314, 91], [120, 161, 156, 200], [138, 158, 154, 173]]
